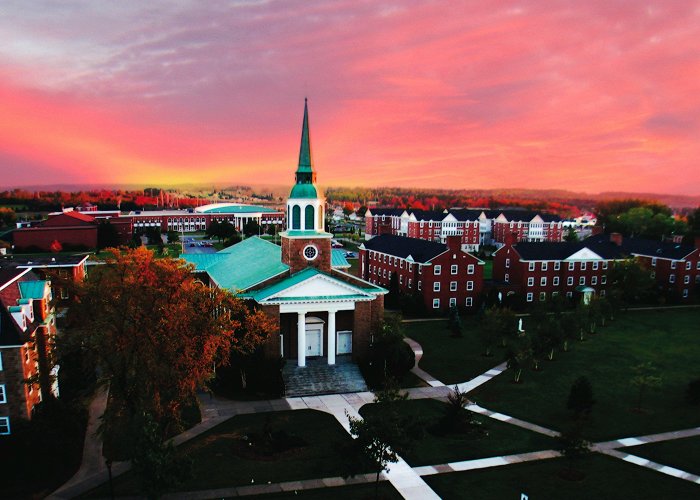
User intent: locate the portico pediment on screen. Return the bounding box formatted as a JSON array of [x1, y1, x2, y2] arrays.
[[564, 247, 603, 261], [254, 269, 375, 304]]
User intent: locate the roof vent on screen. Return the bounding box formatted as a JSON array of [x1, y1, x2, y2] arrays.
[[51, 257, 56, 262]]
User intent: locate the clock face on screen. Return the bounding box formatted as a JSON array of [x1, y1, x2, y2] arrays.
[[303, 244, 318, 261]]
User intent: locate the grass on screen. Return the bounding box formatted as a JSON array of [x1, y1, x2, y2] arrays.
[[625, 436, 700, 476], [85, 410, 360, 497], [469, 309, 700, 441], [242, 481, 402, 499], [359, 399, 556, 466], [402, 319, 504, 385], [424, 453, 700, 500], [482, 259, 493, 279]]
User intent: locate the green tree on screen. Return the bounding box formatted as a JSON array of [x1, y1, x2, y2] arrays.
[[243, 219, 261, 237], [477, 307, 516, 356], [0, 206, 17, 227], [608, 260, 655, 309], [65, 247, 275, 460], [567, 376, 595, 417], [505, 333, 532, 383], [631, 362, 662, 410], [564, 227, 579, 242], [557, 421, 591, 479]]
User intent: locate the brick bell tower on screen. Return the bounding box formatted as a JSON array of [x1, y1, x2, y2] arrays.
[[280, 99, 333, 273]]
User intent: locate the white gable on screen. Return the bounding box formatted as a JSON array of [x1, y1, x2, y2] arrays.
[[530, 214, 543, 223], [442, 213, 458, 223], [264, 274, 372, 301], [564, 247, 604, 261], [495, 213, 508, 222]]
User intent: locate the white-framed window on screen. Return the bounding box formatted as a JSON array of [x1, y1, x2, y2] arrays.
[[400, 276, 403, 285], [451, 264, 458, 275], [449, 297, 457, 307], [669, 274, 676, 283], [467, 281, 474, 291], [579, 276, 585, 285], [567, 277, 574, 285], [554, 261, 560, 270], [467, 264, 475, 274], [526, 292, 533, 302], [553, 276, 559, 286], [504, 273, 510, 283], [539, 292, 546, 301], [418, 281, 422, 291], [683, 289, 689, 298], [434, 265, 441, 275], [592, 276, 598, 285], [466, 297, 473, 307], [527, 277, 534, 286], [433, 298, 440, 309], [671, 261, 677, 270], [408, 279, 412, 288], [540, 277, 547, 286], [592, 262, 599, 270], [434, 282, 441, 291], [528, 262, 535, 271], [541, 262, 548, 271], [0, 416, 9, 435], [400, 260, 404, 269], [450, 281, 457, 291], [0, 352, 3, 371], [602, 261, 608, 270], [568, 262, 575, 271], [684, 275, 690, 284], [697, 261, 700, 270], [505, 259, 510, 269], [686, 261, 691, 270], [60, 287, 69, 300], [602, 275, 607, 284], [0, 384, 6, 404], [552, 291, 559, 297], [566, 291, 573, 298], [581, 262, 587, 270]]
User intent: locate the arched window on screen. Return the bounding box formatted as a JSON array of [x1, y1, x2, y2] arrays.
[[305, 205, 315, 230], [292, 205, 301, 230]]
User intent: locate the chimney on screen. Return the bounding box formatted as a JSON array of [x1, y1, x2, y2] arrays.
[[610, 232, 623, 246], [446, 235, 461, 252]]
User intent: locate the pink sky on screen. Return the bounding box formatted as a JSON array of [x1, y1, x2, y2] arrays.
[[1, 1, 699, 195]]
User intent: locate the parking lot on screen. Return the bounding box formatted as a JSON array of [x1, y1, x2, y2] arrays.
[[181, 237, 217, 254]]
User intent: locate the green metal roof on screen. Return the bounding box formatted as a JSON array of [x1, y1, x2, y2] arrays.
[[265, 294, 370, 303], [8, 306, 22, 312], [282, 229, 332, 238], [19, 281, 47, 300], [200, 205, 277, 214], [289, 183, 318, 199], [18, 298, 31, 305], [180, 237, 289, 292], [331, 249, 350, 269]]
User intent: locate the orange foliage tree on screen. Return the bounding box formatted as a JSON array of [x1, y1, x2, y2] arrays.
[[65, 247, 275, 452]]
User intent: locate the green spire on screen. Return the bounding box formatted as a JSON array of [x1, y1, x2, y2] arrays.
[[297, 98, 314, 175]]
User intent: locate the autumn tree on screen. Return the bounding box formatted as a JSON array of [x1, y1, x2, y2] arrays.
[[65, 247, 275, 459]]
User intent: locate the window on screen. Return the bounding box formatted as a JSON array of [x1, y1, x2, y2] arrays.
[[449, 297, 457, 307], [527, 277, 534, 286], [567, 277, 574, 285], [0, 352, 2, 371], [541, 262, 548, 271], [671, 261, 677, 270], [466, 297, 473, 307], [684, 275, 690, 284], [450, 281, 457, 291], [408, 279, 412, 288], [434, 282, 440, 292], [467, 264, 475, 274], [697, 261, 700, 270], [686, 261, 691, 270], [0, 384, 5, 403], [505, 259, 510, 269], [683, 289, 689, 298], [553, 277, 559, 286], [591, 276, 598, 285], [579, 276, 585, 285], [539, 292, 546, 301], [540, 277, 547, 286], [434, 265, 441, 275], [602, 275, 607, 284], [651, 271, 656, 279], [433, 299, 440, 309], [526, 293, 533, 302], [566, 291, 573, 298], [568, 262, 575, 271], [467, 281, 474, 291], [60, 288, 69, 300], [581, 262, 587, 270], [400, 260, 404, 269], [554, 261, 560, 270], [0, 417, 9, 435], [669, 274, 676, 283], [603, 262, 608, 270], [418, 281, 422, 291], [504, 273, 509, 283], [400, 276, 403, 285], [592, 262, 599, 270], [528, 262, 535, 271], [451, 264, 458, 275]]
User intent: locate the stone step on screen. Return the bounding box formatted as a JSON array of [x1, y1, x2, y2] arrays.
[[283, 358, 368, 397]]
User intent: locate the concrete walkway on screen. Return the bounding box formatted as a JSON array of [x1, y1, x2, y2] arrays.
[[404, 337, 445, 387], [600, 449, 700, 485], [415, 449, 561, 476]]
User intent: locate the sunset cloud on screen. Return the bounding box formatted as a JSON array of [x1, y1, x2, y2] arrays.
[[0, 0, 698, 195]]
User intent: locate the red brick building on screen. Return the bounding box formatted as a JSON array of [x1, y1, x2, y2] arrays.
[[359, 234, 484, 312], [0, 269, 57, 436], [493, 233, 700, 303]]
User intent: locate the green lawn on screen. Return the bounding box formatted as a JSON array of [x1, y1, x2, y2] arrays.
[[425, 454, 700, 500], [85, 410, 360, 497], [403, 319, 504, 385], [360, 399, 556, 466], [242, 481, 402, 499], [626, 436, 700, 476], [482, 259, 493, 280], [470, 309, 700, 441]]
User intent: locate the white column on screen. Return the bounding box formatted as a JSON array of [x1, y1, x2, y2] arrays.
[[297, 311, 306, 367], [327, 310, 336, 365]]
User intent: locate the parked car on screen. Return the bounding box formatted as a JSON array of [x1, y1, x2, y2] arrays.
[[188, 243, 196, 247], [345, 251, 356, 258]]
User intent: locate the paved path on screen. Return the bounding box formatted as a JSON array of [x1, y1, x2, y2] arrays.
[[415, 449, 561, 476], [594, 427, 700, 451], [467, 403, 560, 438], [600, 449, 700, 485], [404, 337, 445, 387]]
